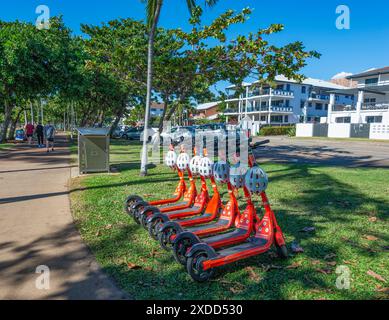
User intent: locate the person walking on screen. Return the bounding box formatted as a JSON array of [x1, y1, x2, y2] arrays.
[[25, 122, 35, 145], [35, 123, 44, 148], [45, 123, 56, 152]]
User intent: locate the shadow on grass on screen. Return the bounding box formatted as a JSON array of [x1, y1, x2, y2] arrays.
[[72, 162, 389, 300]]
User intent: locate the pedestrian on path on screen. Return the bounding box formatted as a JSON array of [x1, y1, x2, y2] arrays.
[[45, 123, 56, 152], [25, 122, 35, 145], [35, 123, 44, 148]]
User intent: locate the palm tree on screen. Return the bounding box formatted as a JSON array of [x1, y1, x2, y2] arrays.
[[140, 0, 218, 176]]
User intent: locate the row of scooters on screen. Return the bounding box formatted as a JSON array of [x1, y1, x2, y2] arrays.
[[124, 147, 288, 282]]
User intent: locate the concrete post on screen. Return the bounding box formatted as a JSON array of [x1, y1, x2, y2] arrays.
[[356, 90, 364, 123], [268, 88, 272, 124], [328, 94, 336, 124]]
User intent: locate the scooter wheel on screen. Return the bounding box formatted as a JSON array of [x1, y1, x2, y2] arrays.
[[124, 195, 143, 216], [132, 201, 149, 224], [187, 250, 214, 282], [147, 217, 164, 240], [158, 226, 177, 251], [276, 244, 288, 259], [173, 237, 193, 266]]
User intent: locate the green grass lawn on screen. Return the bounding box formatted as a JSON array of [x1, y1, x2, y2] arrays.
[[0, 143, 16, 151], [70, 140, 389, 300]]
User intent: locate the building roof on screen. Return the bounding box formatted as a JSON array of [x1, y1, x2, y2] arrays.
[[272, 75, 349, 89], [196, 101, 221, 110], [225, 75, 349, 90], [150, 102, 164, 109], [346, 66, 389, 79]]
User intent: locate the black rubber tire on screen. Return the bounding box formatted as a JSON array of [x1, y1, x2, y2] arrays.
[[140, 210, 153, 229], [158, 227, 177, 251], [276, 244, 288, 259], [147, 218, 163, 240], [186, 250, 214, 282], [173, 237, 193, 266], [124, 195, 143, 216], [132, 201, 149, 224]]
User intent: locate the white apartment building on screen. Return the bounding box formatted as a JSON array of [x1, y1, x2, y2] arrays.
[[198, 75, 354, 129], [326, 66, 389, 124]]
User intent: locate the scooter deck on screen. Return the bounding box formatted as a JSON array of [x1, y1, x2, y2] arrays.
[[184, 219, 230, 235], [216, 237, 268, 256], [165, 205, 203, 219], [202, 228, 249, 249], [157, 201, 188, 210]]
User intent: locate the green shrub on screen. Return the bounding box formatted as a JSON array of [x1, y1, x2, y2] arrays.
[[258, 125, 295, 136]]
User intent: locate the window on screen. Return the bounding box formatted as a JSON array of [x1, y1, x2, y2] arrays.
[[366, 116, 382, 123], [286, 84, 291, 91], [364, 98, 377, 103], [284, 115, 289, 123], [365, 78, 379, 86], [308, 102, 312, 108], [300, 100, 306, 108], [277, 84, 284, 90], [260, 116, 267, 121], [270, 115, 283, 123], [301, 86, 306, 94], [261, 101, 267, 107], [285, 100, 290, 107], [325, 104, 328, 110], [335, 117, 351, 123], [315, 103, 323, 110]]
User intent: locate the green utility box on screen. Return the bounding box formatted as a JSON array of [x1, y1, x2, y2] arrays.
[[77, 128, 110, 174]]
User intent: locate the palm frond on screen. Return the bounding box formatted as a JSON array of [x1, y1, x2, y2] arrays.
[[144, 0, 158, 29]]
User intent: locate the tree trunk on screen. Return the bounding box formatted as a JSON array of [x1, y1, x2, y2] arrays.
[[1, 100, 12, 143], [158, 98, 169, 133], [8, 107, 23, 140], [140, 0, 162, 176]]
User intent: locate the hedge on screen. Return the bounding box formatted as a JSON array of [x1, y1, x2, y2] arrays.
[[258, 125, 295, 136]]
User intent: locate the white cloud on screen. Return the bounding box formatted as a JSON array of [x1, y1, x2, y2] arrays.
[[331, 71, 353, 79]]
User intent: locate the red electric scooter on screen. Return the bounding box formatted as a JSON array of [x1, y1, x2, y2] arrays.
[[186, 166, 288, 282], [140, 153, 211, 238]]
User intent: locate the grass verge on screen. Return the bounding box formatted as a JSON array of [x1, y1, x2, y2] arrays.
[[69, 140, 389, 300]]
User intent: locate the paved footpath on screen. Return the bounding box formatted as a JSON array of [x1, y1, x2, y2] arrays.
[[0, 134, 128, 299]]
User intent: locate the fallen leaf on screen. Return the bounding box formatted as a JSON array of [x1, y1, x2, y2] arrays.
[[368, 216, 378, 222], [299, 226, 316, 233], [316, 268, 332, 275], [311, 260, 321, 265], [324, 253, 336, 260], [127, 262, 142, 270], [327, 261, 337, 266], [245, 267, 261, 282], [367, 270, 386, 283], [143, 194, 154, 198], [364, 235, 378, 241], [376, 287, 389, 294], [291, 241, 304, 253], [95, 230, 101, 237], [285, 261, 302, 269], [104, 224, 112, 230]]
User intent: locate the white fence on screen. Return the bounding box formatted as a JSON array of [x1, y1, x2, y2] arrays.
[[296, 124, 313, 137], [296, 123, 389, 140], [370, 124, 389, 140], [328, 124, 351, 138]]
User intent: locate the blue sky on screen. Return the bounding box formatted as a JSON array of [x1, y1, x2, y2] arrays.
[[1, 0, 389, 86]]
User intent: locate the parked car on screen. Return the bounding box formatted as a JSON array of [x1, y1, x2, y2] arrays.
[[122, 126, 155, 141]]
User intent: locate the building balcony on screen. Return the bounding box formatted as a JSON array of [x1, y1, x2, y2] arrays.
[[361, 102, 389, 111], [357, 80, 389, 88], [332, 104, 356, 112], [224, 105, 293, 114], [308, 93, 330, 101]]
